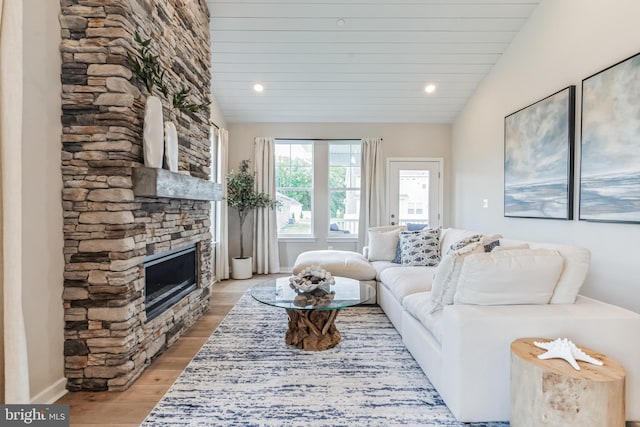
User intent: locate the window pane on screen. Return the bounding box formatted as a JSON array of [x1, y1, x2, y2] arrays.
[[329, 189, 359, 235], [289, 166, 312, 188], [277, 190, 312, 235], [290, 144, 313, 166], [398, 170, 429, 225], [329, 166, 348, 188], [351, 144, 361, 166], [350, 166, 361, 188], [329, 144, 350, 166], [328, 142, 360, 235], [275, 144, 290, 166], [276, 141, 313, 236]]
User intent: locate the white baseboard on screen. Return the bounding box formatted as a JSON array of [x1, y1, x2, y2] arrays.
[[280, 266, 293, 273], [31, 377, 67, 404]]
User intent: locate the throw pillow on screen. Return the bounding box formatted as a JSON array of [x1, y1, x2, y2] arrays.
[[429, 241, 484, 313], [367, 225, 406, 261], [399, 227, 441, 267], [392, 223, 428, 263], [453, 249, 564, 306], [446, 234, 483, 255], [367, 225, 405, 261], [479, 234, 502, 252]]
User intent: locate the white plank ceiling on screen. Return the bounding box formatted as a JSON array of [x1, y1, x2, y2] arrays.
[[205, 0, 540, 123]]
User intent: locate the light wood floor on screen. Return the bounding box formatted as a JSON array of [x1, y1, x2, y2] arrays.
[[57, 274, 285, 427]]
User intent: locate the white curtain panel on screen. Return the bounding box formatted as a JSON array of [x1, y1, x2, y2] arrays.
[[215, 128, 230, 280], [1, 0, 30, 403], [358, 137, 385, 251], [253, 137, 280, 274]]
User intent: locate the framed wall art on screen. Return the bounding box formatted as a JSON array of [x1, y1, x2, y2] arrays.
[[580, 52, 640, 223], [504, 86, 576, 219]]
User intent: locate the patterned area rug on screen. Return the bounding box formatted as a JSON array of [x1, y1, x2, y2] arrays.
[[143, 292, 508, 426]]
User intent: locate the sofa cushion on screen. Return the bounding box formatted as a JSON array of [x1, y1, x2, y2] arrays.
[[402, 291, 444, 344], [369, 260, 400, 280], [430, 241, 485, 313], [379, 266, 436, 303], [499, 239, 591, 304], [399, 227, 441, 267], [293, 250, 377, 281], [453, 249, 564, 305], [367, 225, 406, 262]]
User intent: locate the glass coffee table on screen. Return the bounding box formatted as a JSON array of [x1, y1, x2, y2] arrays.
[[251, 276, 376, 351]]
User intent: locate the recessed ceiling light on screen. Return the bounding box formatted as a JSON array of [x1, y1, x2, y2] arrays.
[[336, 18, 346, 27], [253, 83, 264, 93], [424, 84, 437, 94]]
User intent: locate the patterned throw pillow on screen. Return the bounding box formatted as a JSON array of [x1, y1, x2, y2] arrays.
[[482, 235, 502, 252], [392, 223, 428, 263], [399, 227, 441, 267], [447, 234, 482, 255]]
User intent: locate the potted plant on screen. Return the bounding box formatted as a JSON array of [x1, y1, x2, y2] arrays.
[[226, 159, 278, 279]]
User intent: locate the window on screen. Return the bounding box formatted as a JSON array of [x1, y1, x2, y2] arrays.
[[329, 142, 360, 236], [275, 140, 360, 239], [275, 142, 313, 236]]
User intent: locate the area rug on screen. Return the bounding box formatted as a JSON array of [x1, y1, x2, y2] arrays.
[[142, 292, 509, 427]]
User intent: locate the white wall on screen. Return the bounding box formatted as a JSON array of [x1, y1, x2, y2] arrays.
[[452, 0, 640, 313], [21, 0, 66, 402], [227, 122, 451, 269]]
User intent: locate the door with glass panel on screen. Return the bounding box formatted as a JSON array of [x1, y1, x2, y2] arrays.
[[387, 159, 441, 228]]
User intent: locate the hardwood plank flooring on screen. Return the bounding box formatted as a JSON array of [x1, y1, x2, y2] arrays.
[[57, 274, 285, 426]]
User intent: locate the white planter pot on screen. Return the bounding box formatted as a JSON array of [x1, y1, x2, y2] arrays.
[[164, 121, 178, 172], [143, 95, 164, 168], [231, 257, 253, 280]]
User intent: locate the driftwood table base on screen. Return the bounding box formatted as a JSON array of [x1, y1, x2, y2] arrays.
[[285, 309, 341, 351]]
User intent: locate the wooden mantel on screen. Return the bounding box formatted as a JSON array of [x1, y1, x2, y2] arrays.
[[132, 167, 222, 201]]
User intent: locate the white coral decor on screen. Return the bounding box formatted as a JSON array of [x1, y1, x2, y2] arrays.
[[534, 338, 603, 371], [289, 265, 335, 292]]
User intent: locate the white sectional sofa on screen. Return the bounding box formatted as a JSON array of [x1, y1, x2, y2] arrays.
[[294, 228, 640, 422]]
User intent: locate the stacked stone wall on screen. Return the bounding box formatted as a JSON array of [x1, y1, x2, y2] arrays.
[[60, 0, 212, 391]]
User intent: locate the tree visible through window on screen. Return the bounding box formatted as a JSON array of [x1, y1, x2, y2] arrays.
[[275, 142, 313, 235]]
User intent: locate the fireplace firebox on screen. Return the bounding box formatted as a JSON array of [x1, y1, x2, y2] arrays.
[[144, 244, 198, 321]]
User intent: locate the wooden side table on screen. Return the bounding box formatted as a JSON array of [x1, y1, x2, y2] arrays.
[[511, 337, 626, 427]]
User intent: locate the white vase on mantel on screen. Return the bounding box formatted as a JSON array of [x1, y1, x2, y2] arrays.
[[164, 121, 179, 173], [143, 95, 164, 168]]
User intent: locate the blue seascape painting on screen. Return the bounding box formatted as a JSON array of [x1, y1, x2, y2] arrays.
[[504, 87, 575, 219], [581, 52, 640, 223]]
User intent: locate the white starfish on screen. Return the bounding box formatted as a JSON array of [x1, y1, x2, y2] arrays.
[[533, 338, 604, 371]]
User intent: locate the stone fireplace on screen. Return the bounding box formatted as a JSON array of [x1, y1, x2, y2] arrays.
[[60, 0, 216, 391]]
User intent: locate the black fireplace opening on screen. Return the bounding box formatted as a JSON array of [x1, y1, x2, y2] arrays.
[[144, 244, 198, 322]]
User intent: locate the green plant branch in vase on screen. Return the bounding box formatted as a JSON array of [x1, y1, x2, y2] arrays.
[[227, 160, 279, 259], [127, 32, 166, 97]]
